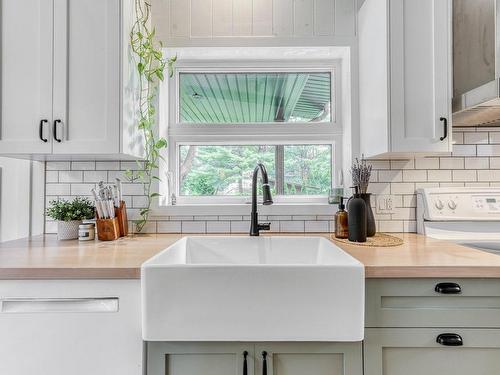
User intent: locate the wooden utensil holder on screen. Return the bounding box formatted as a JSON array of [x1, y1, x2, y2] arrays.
[[96, 217, 120, 241], [115, 201, 128, 237]]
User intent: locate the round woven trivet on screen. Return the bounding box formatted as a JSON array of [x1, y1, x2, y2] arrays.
[[331, 233, 404, 247]]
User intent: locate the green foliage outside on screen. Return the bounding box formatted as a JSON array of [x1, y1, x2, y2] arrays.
[[180, 145, 331, 196]]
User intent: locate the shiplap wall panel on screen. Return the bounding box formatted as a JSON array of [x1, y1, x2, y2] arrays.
[[314, 0, 335, 36], [334, 0, 356, 35], [213, 0, 233, 36], [294, 0, 314, 36], [232, 0, 253, 36], [273, 0, 294, 36], [170, 0, 190, 37], [253, 0, 273, 36], [152, 0, 355, 40], [191, 0, 212, 37]]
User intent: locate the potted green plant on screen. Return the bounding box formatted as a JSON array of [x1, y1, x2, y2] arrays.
[[46, 197, 95, 240]]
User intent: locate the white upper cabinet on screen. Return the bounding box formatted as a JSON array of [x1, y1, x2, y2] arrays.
[[359, 0, 452, 159], [0, 0, 53, 154], [52, 0, 120, 155], [0, 0, 142, 159]]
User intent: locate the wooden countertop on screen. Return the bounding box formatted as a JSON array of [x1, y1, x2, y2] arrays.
[[0, 233, 500, 279]]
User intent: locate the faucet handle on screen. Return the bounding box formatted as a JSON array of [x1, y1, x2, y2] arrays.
[[258, 222, 271, 231]]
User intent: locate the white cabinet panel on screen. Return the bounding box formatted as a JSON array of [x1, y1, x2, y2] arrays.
[[390, 0, 451, 154], [0, 0, 142, 159], [52, 0, 120, 155], [0, 0, 53, 154], [0, 280, 142, 375], [359, 0, 452, 158]]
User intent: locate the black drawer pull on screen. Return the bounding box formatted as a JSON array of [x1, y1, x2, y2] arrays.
[[437, 333, 463, 346], [435, 282, 461, 294], [439, 117, 448, 141], [39, 119, 48, 142], [262, 351, 267, 375], [243, 351, 248, 375], [53, 119, 62, 142]]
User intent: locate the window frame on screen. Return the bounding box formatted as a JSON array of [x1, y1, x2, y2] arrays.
[[160, 60, 343, 207]]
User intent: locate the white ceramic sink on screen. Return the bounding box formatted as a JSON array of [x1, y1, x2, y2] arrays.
[[141, 236, 364, 341]]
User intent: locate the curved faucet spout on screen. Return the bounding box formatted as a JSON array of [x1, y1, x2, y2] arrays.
[[250, 163, 273, 236]]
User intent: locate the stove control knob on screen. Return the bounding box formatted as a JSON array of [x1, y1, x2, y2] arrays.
[[448, 200, 457, 210], [434, 199, 444, 210]]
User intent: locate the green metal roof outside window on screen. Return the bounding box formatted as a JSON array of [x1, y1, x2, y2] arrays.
[[179, 72, 332, 124]]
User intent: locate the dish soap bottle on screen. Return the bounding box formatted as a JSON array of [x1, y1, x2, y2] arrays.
[[348, 187, 367, 242], [334, 197, 349, 239]]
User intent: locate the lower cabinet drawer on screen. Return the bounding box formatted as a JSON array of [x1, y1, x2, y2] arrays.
[[364, 328, 500, 375], [366, 279, 500, 328]]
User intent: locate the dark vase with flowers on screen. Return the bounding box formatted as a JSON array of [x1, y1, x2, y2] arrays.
[[359, 193, 376, 237]]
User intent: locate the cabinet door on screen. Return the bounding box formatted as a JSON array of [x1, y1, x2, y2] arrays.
[[52, 0, 120, 154], [364, 328, 500, 375], [390, 0, 452, 154], [0, 280, 142, 375], [0, 0, 53, 154], [254, 343, 362, 375], [147, 342, 253, 375]]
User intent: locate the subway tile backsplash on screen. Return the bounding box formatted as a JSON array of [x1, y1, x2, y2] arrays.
[[44, 127, 499, 234]]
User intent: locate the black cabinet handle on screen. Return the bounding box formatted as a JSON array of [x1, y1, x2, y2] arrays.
[[437, 333, 463, 346], [262, 351, 268, 375], [39, 119, 48, 142], [435, 282, 461, 294], [53, 119, 62, 142], [439, 117, 448, 141], [243, 351, 248, 375]]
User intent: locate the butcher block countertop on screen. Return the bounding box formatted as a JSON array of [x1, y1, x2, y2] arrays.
[[0, 233, 499, 279]]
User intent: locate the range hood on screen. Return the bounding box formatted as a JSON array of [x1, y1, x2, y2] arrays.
[[452, 0, 500, 126]]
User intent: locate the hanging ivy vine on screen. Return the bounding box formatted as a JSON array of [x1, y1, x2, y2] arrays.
[[128, 0, 176, 232]]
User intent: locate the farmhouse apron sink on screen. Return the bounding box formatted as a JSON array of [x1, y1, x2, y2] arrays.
[[141, 236, 364, 341]]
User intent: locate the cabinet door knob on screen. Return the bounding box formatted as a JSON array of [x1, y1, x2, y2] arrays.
[[262, 351, 268, 375], [53, 119, 62, 142], [39, 119, 48, 142], [439, 117, 448, 141], [436, 333, 463, 346], [243, 351, 248, 375], [435, 282, 461, 294]]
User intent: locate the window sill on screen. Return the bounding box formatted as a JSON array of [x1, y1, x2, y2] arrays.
[[150, 203, 335, 218]]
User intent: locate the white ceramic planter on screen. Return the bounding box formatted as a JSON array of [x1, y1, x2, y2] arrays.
[[57, 220, 82, 240]]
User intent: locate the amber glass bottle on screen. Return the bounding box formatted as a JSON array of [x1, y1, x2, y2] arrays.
[[334, 197, 349, 239]]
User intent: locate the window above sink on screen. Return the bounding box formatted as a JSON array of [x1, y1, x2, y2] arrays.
[[157, 48, 346, 208]]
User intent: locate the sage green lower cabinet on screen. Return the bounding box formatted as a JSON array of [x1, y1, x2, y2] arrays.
[[146, 342, 252, 375], [364, 328, 500, 375], [146, 342, 362, 375], [254, 343, 362, 375]]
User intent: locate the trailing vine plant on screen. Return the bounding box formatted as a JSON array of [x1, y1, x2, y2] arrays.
[[128, 0, 176, 232]]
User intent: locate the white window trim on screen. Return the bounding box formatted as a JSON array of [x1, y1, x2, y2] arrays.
[[151, 48, 349, 217]]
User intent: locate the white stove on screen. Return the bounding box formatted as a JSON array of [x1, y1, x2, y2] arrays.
[[417, 188, 500, 254]]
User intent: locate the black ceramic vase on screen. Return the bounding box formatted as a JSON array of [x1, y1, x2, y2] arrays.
[[347, 193, 367, 243], [359, 193, 376, 237]]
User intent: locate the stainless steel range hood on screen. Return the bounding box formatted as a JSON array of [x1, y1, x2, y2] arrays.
[[452, 0, 500, 126]]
